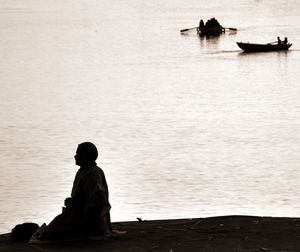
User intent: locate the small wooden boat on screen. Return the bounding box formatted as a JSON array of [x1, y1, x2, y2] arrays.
[[237, 42, 292, 52]]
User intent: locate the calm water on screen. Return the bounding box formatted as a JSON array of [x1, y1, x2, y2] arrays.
[[1, 0, 300, 233]]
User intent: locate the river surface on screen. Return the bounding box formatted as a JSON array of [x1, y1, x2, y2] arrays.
[[1, 0, 300, 233]]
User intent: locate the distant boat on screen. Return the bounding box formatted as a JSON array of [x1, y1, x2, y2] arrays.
[[237, 41, 292, 52], [197, 18, 225, 37], [180, 17, 237, 36]]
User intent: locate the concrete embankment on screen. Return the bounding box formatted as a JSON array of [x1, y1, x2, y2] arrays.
[[1, 215, 300, 251]]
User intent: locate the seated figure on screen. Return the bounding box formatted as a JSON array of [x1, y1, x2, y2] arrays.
[[277, 36, 282, 44], [34, 142, 112, 241]]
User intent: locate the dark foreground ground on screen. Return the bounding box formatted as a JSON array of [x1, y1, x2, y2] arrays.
[[1, 215, 300, 251]]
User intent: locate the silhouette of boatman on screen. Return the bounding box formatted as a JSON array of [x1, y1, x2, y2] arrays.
[[199, 19, 204, 29], [35, 142, 112, 240], [277, 36, 282, 44]]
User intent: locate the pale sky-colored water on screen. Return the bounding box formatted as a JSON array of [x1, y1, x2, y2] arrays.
[[1, 0, 300, 233]]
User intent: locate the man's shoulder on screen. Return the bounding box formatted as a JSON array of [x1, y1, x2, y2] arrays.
[[85, 165, 104, 177]]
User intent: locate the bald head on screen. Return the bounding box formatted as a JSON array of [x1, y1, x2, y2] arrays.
[[74, 142, 98, 166]]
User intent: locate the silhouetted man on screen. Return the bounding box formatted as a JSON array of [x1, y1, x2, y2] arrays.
[[277, 36, 282, 44], [199, 19, 204, 28], [35, 142, 112, 240]]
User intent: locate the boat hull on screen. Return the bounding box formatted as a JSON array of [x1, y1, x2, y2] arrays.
[[198, 27, 225, 36], [237, 42, 292, 52]]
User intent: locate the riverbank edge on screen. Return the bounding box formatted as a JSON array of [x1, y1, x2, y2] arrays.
[[1, 215, 300, 251]]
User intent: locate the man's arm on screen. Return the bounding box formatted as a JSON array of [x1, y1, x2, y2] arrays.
[[86, 191, 111, 222], [83, 170, 111, 222]]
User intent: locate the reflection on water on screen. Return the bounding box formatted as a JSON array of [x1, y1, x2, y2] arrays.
[[1, 0, 300, 233], [198, 35, 221, 48], [237, 50, 290, 57]]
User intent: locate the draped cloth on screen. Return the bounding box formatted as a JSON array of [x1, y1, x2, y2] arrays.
[[38, 164, 112, 240]]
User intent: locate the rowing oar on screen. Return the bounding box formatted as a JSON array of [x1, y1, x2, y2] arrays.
[[180, 27, 198, 33], [268, 41, 278, 44], [224, 27, 237, 31]]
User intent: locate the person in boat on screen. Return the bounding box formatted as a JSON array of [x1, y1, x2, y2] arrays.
[[201, 17, 223, 35], [206, 17, 221, 28], [199, 19, 204, 29], [277, 36, 282, 44], [34, 142, 112, 240], [283, 37, 288, 44]]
